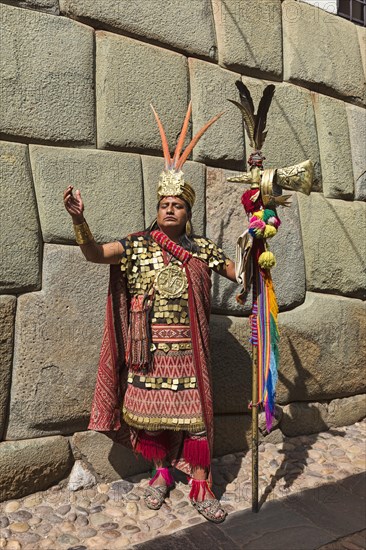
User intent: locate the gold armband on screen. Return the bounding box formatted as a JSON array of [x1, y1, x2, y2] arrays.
[[73, 221, 95, 245]]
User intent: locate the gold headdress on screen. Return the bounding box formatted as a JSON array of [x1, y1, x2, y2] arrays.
[[151, 101, 224, 208]]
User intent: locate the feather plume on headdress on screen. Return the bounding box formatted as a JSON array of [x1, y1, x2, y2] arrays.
[[151, 101, 224, 207]]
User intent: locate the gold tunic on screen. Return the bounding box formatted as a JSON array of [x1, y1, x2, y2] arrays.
[[120, 233, 228, 327], [119, 232, 229, 431]]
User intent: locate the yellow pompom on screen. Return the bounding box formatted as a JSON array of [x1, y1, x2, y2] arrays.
[[263, 225, 277, 239], [258, 251, 276, 269], [253, 210, 264, 219]]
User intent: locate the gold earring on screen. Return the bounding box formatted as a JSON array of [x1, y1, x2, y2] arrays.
[[185, 220, 192, 237]]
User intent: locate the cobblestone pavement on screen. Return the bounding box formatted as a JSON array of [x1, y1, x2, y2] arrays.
[[0, 419, 365, 549], [318, 530, 366, 549]]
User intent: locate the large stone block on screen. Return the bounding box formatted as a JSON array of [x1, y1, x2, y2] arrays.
[[29, 145, 144, 243], [0, 141, 41, 293], [5, 245, 110, 440], [213, 414, 251, 456], [270, 192, 306, 310], [71, 431, 150, 482], [206, 167, 306, 315], [189, 59, 245, 168], [280, 402, 330, 436], [0, 436, 72, 502], [141, 156, 206, 235], [282, 0, 365, 103], [277, 293, 366, 404], [297, 193, 366, 299], [96, 32, 188, 152], [357, 25, 366, 81], [0, 4, 94, 143], [313, 94, 353, 199], [299, 1, 337, 12], [327, 394, 366, 428], [8, 1, 60, 14], [206, 167, 250, 315], [280, 395, 366, 437], [210, 315, 252, 415], [346, 104, 366, 201], [210, 293, 366, 414], [212, 0, 282, 78], [0, 296, 16, 440], [241, 77, 322, 189], [60, 0, 217, 59]]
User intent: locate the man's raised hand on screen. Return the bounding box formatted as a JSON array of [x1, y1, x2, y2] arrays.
[[63, 185, 84, 223]]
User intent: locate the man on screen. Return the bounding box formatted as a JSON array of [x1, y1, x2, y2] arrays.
[[63, 103, 237, 523]]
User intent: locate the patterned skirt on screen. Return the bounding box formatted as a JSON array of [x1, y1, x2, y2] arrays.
[[122, 325, 205, 433]]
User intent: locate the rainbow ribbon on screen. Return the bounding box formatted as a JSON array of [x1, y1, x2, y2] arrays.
[[252, 267, 279, 431]]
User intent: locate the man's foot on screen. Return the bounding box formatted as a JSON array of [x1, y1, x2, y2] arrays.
[[144, 468, 174, 510], [189, 479, 227, 523]]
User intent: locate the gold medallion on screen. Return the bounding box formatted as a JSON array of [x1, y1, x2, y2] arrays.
[[155, 265, 187, 298]]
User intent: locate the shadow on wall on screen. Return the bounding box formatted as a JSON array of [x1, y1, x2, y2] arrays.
[[210, 217, 252, 316], [211, 314, 253, 415], [279, 338, 325, 403]]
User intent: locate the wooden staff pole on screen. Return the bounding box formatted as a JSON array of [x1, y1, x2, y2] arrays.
[[251, 340, 259, 513], [251, 256, 259, 513]]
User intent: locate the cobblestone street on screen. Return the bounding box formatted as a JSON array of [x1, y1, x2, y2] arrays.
[[0, 419, 365, 549]]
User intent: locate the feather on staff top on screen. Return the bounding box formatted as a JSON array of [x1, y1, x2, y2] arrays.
[[228, 81, 275, 152]]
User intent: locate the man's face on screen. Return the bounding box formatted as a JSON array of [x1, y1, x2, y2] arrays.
[[156, 196, 188, 234]]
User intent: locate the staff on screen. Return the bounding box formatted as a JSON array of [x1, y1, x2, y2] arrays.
[[228, 81, 314, 512]]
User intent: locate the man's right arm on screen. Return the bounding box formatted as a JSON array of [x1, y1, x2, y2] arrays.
[[64, 185, 124, 265], [72, 213, 124, 265]]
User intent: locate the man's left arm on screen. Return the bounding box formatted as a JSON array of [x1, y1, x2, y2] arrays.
[[214, 259, 237, 282]]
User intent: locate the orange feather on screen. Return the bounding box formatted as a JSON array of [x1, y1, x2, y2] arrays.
[[172, 100, 192, 168], [176, 111, 225, 169], [150, 104, 172, 169]]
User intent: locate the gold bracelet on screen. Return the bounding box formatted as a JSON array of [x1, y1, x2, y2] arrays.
[[73, 221, 95, 245]]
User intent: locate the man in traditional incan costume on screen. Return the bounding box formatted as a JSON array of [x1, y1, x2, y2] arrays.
[[63, 102, 237, 522]]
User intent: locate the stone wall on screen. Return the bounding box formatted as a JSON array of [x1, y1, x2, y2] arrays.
[[0, 0, 365, 501]]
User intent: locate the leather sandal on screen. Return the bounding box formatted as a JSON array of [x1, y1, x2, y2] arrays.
[[189, 478, 227, 524], [192, 497, 227, 523], [144, 467, 174, 510], [144, 484, 170, 510]]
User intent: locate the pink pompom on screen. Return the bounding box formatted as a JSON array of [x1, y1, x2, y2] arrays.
[[267, 216, 281, 229], [249, 218, 266, 231]]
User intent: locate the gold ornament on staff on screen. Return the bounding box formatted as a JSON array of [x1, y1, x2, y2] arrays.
[[227, 159, 314, 197], [227, 80, 314, 513]]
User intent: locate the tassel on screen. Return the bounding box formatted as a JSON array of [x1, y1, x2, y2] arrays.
[[262, 271, 279, 432], [262, 209, 277, 223], [127, 294, 153, 372], [258, 250, 276, 269], [149, 467, 174, 487], [188, 479, 216, 501], [183, 436, 210, 469], [265, 401, 274, 432], [135, 431, 169, 462], [263, 225, 277, 239], [188, 479, 207, 501]]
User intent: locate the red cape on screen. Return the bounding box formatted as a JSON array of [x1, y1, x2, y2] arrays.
[[88, 235, 214, 471]]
